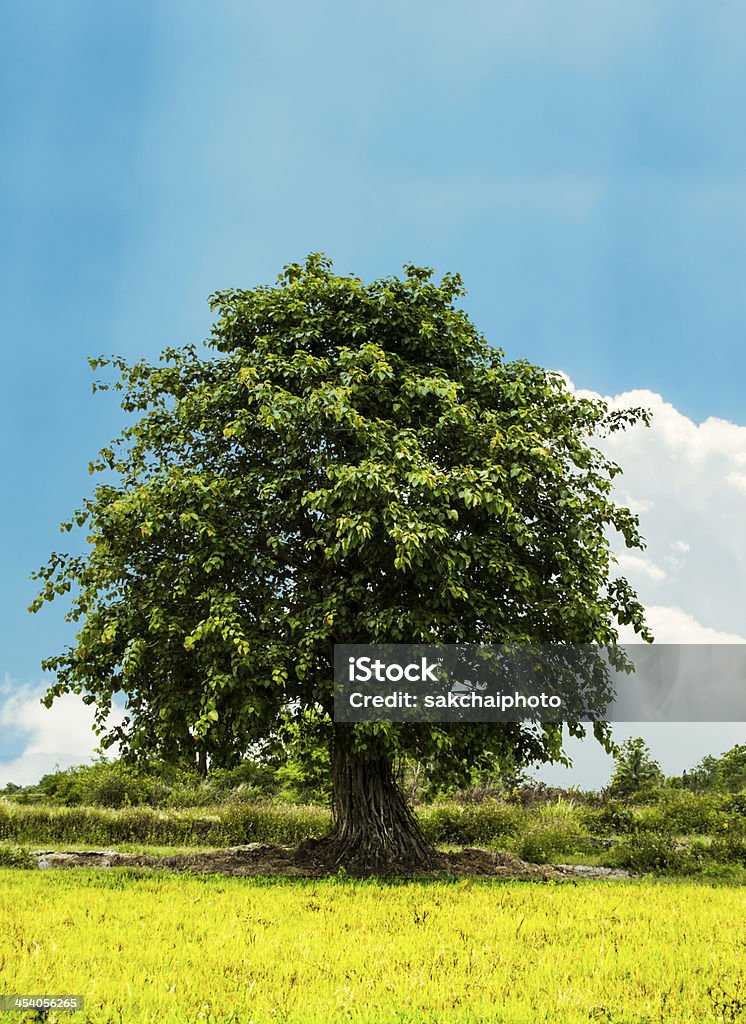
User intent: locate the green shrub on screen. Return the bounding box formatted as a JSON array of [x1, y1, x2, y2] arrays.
[[603, 831, 704, 874], [516, 829, 560, 864], [36, 761, 133, 807], [518, 827, 585, 864], [633, 789, 722, 835], [12, 756, 334, 810], [581, 800, 636, 835], [419, 801, 522, 845], [0, 799, 331, 848], [533, 799, 584, 827], [722, 792, 746, 818], [710, 835, 746, 865], [0, 843, 36, 869]]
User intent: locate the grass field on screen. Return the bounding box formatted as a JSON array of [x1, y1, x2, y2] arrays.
[[1, 869, 745, 1024]]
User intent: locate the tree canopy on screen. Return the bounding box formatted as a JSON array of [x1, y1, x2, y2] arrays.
[[31, 253, 652, 870]]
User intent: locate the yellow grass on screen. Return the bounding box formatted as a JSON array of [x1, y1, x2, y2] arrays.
[[1, 870, 744, 1023]]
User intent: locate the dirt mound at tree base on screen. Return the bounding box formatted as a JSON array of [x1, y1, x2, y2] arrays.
[[31, 845, 631, 880]]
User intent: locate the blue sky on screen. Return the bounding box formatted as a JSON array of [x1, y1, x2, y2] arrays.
[[2, 0, 745, 785]]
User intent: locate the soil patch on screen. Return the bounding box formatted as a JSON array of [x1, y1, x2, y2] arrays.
[[31, 845, 631, 880]]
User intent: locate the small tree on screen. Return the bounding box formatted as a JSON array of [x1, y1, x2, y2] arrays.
[[685, 754, 721, 790], [31, 254, 652, 872], [609, 737, 662, 799], [715, 744, 746, 793]]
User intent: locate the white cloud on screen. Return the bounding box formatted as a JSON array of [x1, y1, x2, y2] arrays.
[[617, 606, 746, 644], [0, 751, 94, 789], [0, 679, 123, 788], [726, 471, 746, 496], [615, 553, 666, 583], [568, 382, 746, 640], [619, 494, 653, 514], [532, 378, 746, 788]]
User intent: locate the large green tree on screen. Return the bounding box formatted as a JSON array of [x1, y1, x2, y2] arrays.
[[32, 254, 652, 872]]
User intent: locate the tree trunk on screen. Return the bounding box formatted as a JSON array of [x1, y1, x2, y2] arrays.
[[321, 724, 440, 875], [196, 747, 207, 778]]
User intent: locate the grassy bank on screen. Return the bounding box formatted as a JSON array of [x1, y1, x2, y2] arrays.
[[2, 792, 745, 875]]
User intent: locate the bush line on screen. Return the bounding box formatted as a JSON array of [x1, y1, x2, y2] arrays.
[[1, 793, 745, 875]]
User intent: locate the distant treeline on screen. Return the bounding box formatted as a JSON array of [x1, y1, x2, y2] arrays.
[[1, 738, 745, 810]]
